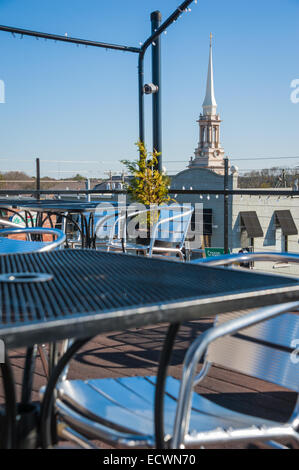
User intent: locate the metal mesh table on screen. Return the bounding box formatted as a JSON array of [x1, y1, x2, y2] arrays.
[[1, 249, 299, 349], [0, 200, 120, 248]]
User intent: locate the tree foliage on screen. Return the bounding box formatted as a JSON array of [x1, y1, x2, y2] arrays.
[[121, 141, 173, 206]]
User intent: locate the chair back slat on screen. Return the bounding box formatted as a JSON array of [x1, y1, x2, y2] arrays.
[[207, 311, 299, 392], [156, 207, 193, 245]]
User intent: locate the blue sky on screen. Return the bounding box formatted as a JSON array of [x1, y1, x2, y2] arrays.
[[0, 0, 298, 178]]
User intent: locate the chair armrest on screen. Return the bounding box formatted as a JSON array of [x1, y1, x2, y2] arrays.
[[0, 227, 66, 251], [0, 218, 24, 229], [192, 252, 299, 267], [172, 300, 299, 448]]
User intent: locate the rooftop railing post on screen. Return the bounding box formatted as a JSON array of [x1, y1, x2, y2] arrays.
[[36, 157, 40, 201], [224, 158, 229, 254], [151, 11, 162, 173], [85, 178, 91, 202]]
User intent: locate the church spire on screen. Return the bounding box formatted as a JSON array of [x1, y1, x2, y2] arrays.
[[189, 34, 226, 175], [202, 33, 217, 116]]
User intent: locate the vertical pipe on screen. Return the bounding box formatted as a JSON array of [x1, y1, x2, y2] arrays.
[[151, 11, 162, 172], [36, 158, 40, 201], [138, 53, 145, 145], [224, 158, 229, 253], [85, 178, 91, 202]]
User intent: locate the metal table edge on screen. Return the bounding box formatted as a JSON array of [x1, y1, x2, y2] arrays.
[[1, 283, 299, 349]]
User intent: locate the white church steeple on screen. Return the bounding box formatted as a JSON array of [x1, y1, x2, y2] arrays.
[[202, 33, 217, 116], [189, 34, 226, 175]]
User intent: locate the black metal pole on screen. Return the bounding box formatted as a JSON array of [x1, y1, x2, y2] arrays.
[[224, 158, 229, 253], [151, 11, 162, 172], [0, 1, 196, 169], [36, 158, 40, 201], [138, 0, 194, 153], [138, 54, 145, 144]]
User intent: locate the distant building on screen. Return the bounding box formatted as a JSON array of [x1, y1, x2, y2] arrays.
[[172, 36, 299, 275], [93, 175, 131, 192]]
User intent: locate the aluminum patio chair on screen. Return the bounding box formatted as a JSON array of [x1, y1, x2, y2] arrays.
[[106, 205, 194, 260], [0, 226, 66, 384], [39, 251, 299, 449], [64, 205, 121, 250], [0, 227, 66, 254], [94, 207, 122, 251]]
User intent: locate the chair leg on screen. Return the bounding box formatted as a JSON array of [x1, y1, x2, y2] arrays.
[[57, 422, 98, 449], [37, 345, 50, 379]]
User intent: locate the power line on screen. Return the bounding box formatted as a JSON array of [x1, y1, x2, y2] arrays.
[[164, 156, 299, 163]]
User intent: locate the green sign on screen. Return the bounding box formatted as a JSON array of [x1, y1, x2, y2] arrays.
[[205, 247, 229, 257], [11, 211, 37, 227]]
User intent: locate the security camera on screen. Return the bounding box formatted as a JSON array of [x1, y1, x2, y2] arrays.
[[143, 83, 159, 94]]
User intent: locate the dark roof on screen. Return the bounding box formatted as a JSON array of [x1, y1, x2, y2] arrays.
[[240, 211, 263, 238], [274, 210, 298, 236]]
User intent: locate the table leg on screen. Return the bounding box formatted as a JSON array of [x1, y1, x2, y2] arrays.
[[88, 212, 96, 248], [21, 346, 37, 405], [154, 322, 181, 449], [0, 353, 17, 449], [80, 213, 89, 248]]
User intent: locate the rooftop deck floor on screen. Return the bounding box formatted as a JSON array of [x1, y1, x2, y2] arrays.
[[1, 318, 297, 449]]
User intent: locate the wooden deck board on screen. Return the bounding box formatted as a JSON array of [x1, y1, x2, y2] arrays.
[[0, 319, 297, 449]]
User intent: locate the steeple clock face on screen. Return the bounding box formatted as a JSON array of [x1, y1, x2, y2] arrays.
[[214, 150, 219, 157]]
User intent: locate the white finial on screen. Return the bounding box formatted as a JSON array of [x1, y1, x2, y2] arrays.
[[202, 33, 217, 116]]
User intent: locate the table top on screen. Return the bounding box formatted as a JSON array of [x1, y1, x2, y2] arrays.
[[0, 199, 119, 213], [0, 249, 299, 349]]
